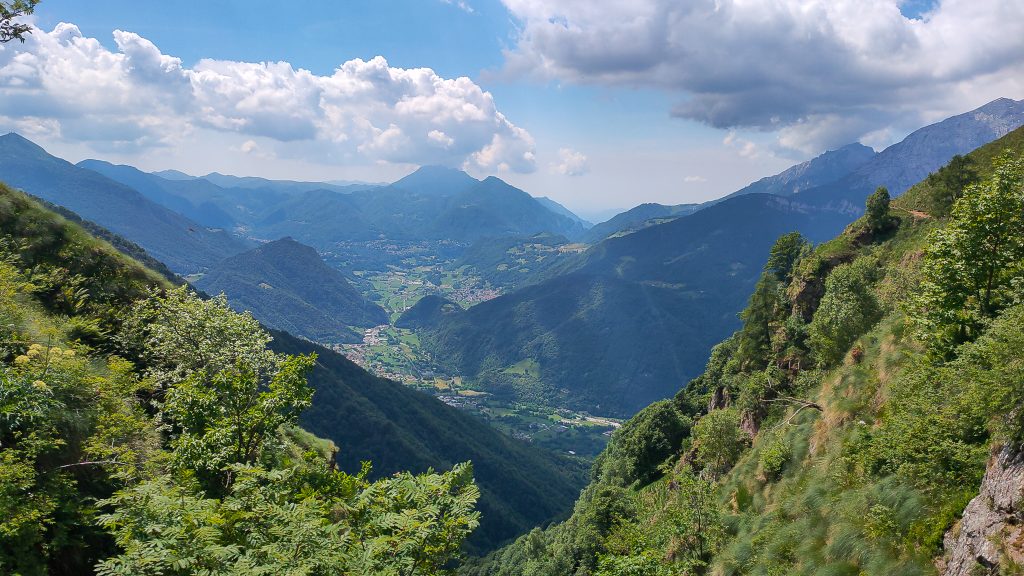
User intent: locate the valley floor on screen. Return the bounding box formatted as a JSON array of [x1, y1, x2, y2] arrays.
[[322, 243, 620, 460]]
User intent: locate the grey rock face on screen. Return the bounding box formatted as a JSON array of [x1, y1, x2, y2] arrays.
[[942, 445, 1024, 575], [862, 98, 1024, 196], [732, 142, 877, 198]]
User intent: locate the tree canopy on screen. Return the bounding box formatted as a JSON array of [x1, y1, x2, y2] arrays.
[[916, 153, 1024, 353], [0, 0, 37, 43]]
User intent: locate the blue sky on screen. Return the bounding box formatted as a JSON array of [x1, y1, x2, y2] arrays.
[[5, 0, 1023, 219]]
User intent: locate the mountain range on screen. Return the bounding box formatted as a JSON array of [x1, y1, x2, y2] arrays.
[[0, 133, 250, 274], [406, 97, 1024, 416], [89, 160, 589, 250], [0, 179, 586, 555], [250, 170, 588, 247], [580, 141, 877, 245], [581, 98, 1024, 245], [5, 97, 1022, 422]]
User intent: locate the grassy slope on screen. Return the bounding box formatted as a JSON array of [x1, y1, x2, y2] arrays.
[[463, 126, 1024, 576]]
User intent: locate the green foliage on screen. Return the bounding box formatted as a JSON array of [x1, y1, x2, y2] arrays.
[[1, 341, 137, 575], [735, 274, 785, 371], [865, 186, 895, 235], [915, 153, 1024, 354], [467, 122, 1024, 576], [598, 469, 724, 576], [692, 408, 746, 478], [164, 354, 315, 492], [596, 400, 691, 486], [807, 258, 881, 366], [757, 429, 792, 480], [764, 232, 809, 282], [97, 463, 480, 576], [0, 188, 484, 573], [924, 154, 979, 216], [128, 289, 317, 492], [124, 287, 278, 388], [351, 462, 481, 575]]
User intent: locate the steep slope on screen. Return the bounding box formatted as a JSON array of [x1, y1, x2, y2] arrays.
[[0, 181, 588, 555], [0, 133, 249, 273], [412, 99, 1024, 418], [194, 237, 388, 343], [462, 124, 1024, 576]]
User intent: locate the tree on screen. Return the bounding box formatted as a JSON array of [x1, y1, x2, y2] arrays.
[[865, 186, 893, 234], [124, 287, 277, 389], [127, 287, 316, 492], [102, 288, 482, 574], [601, 400, 689, 486], [807, 258, 880, 366], [692, 408, 746, 477], [98, 463, 481, 576], [735, 274, 784, 370], [764, 232, 809, 282], [0, 1, 38, 43], [916, 153, 1024, 353], [162, 354, 315, 492], [926, 154, 979, 215]]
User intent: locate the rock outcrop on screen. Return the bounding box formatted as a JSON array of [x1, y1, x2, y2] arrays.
[[942, 445, 1024, 575]]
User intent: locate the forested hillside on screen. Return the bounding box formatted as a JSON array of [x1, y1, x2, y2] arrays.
[[464, 125, 1024, 575], [0, 183, 587, 569], [194, 237, 388, 344], [0, 182, 485, 574], [411, 193, 855, 415], [252, 169, 586, 247]]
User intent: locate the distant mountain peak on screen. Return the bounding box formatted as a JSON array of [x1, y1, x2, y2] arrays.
[[0, 132, 48, 154], [153, 169, 196, 181], [410, 164, 470, 176], [726, 141, 877, 201], [254, 236, 317, 257], [393, 165, 479, 196]]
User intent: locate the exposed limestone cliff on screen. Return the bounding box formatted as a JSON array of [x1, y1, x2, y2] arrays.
[[942, 445, 1024, 575]]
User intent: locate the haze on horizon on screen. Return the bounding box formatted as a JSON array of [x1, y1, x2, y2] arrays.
[[1, 0, 1023, 220]]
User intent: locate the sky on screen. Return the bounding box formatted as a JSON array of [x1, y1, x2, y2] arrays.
[[2, 0, 1023, 221]]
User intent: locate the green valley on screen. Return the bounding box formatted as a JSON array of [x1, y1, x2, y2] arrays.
[[3, 2, 1024, 574], [463, 125, 1024, 576]]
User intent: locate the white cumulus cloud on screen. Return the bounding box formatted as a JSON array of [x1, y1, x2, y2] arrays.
[[0, 23, 536, 171], [551, 147, 589, 176], [500, 0, 1024, 152]]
